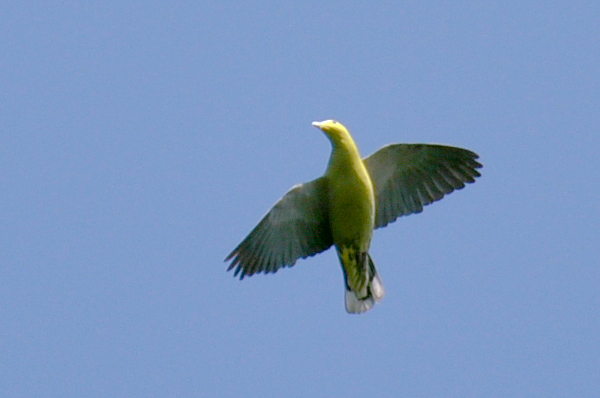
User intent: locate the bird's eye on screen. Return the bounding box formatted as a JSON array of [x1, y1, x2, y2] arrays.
[[332, 120, 339, 124]]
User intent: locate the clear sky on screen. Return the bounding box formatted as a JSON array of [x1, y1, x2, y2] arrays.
[[2, 2, 599, 397]]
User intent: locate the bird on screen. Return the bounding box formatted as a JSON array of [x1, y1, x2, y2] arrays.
[[225, 120, 482, 313]]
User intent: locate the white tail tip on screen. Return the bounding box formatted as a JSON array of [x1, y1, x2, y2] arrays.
[[345, 273, 385, 314]]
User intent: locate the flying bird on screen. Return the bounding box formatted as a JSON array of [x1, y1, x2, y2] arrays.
[[225, 120, 481, 313]]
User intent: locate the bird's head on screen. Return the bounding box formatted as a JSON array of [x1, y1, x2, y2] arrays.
[[311, 120, 352, 145]]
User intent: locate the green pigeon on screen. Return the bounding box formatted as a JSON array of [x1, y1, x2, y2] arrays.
[[225, 120, 482, 313]]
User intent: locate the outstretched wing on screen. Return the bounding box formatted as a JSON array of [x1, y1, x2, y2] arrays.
[[363, 144, 482, 229], [225, 177, 333, 279]]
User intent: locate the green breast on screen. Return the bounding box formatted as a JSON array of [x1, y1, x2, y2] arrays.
[[326, 159, 375, 248]]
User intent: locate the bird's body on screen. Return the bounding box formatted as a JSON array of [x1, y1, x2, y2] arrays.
[[225, 120, 481, 313], [320, 121, 381, 312]]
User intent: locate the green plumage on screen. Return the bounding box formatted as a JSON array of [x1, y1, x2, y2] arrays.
[[225, 120, 482, 313], [320, 121, 376, 303]]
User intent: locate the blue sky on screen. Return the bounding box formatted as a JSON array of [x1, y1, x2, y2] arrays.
[[1, 2, 599, 397]]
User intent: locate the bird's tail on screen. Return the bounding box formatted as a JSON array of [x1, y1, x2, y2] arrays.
[[344, 254, 385, 314]]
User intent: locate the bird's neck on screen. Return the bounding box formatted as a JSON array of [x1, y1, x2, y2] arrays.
[[325, 137, 364, 177]]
